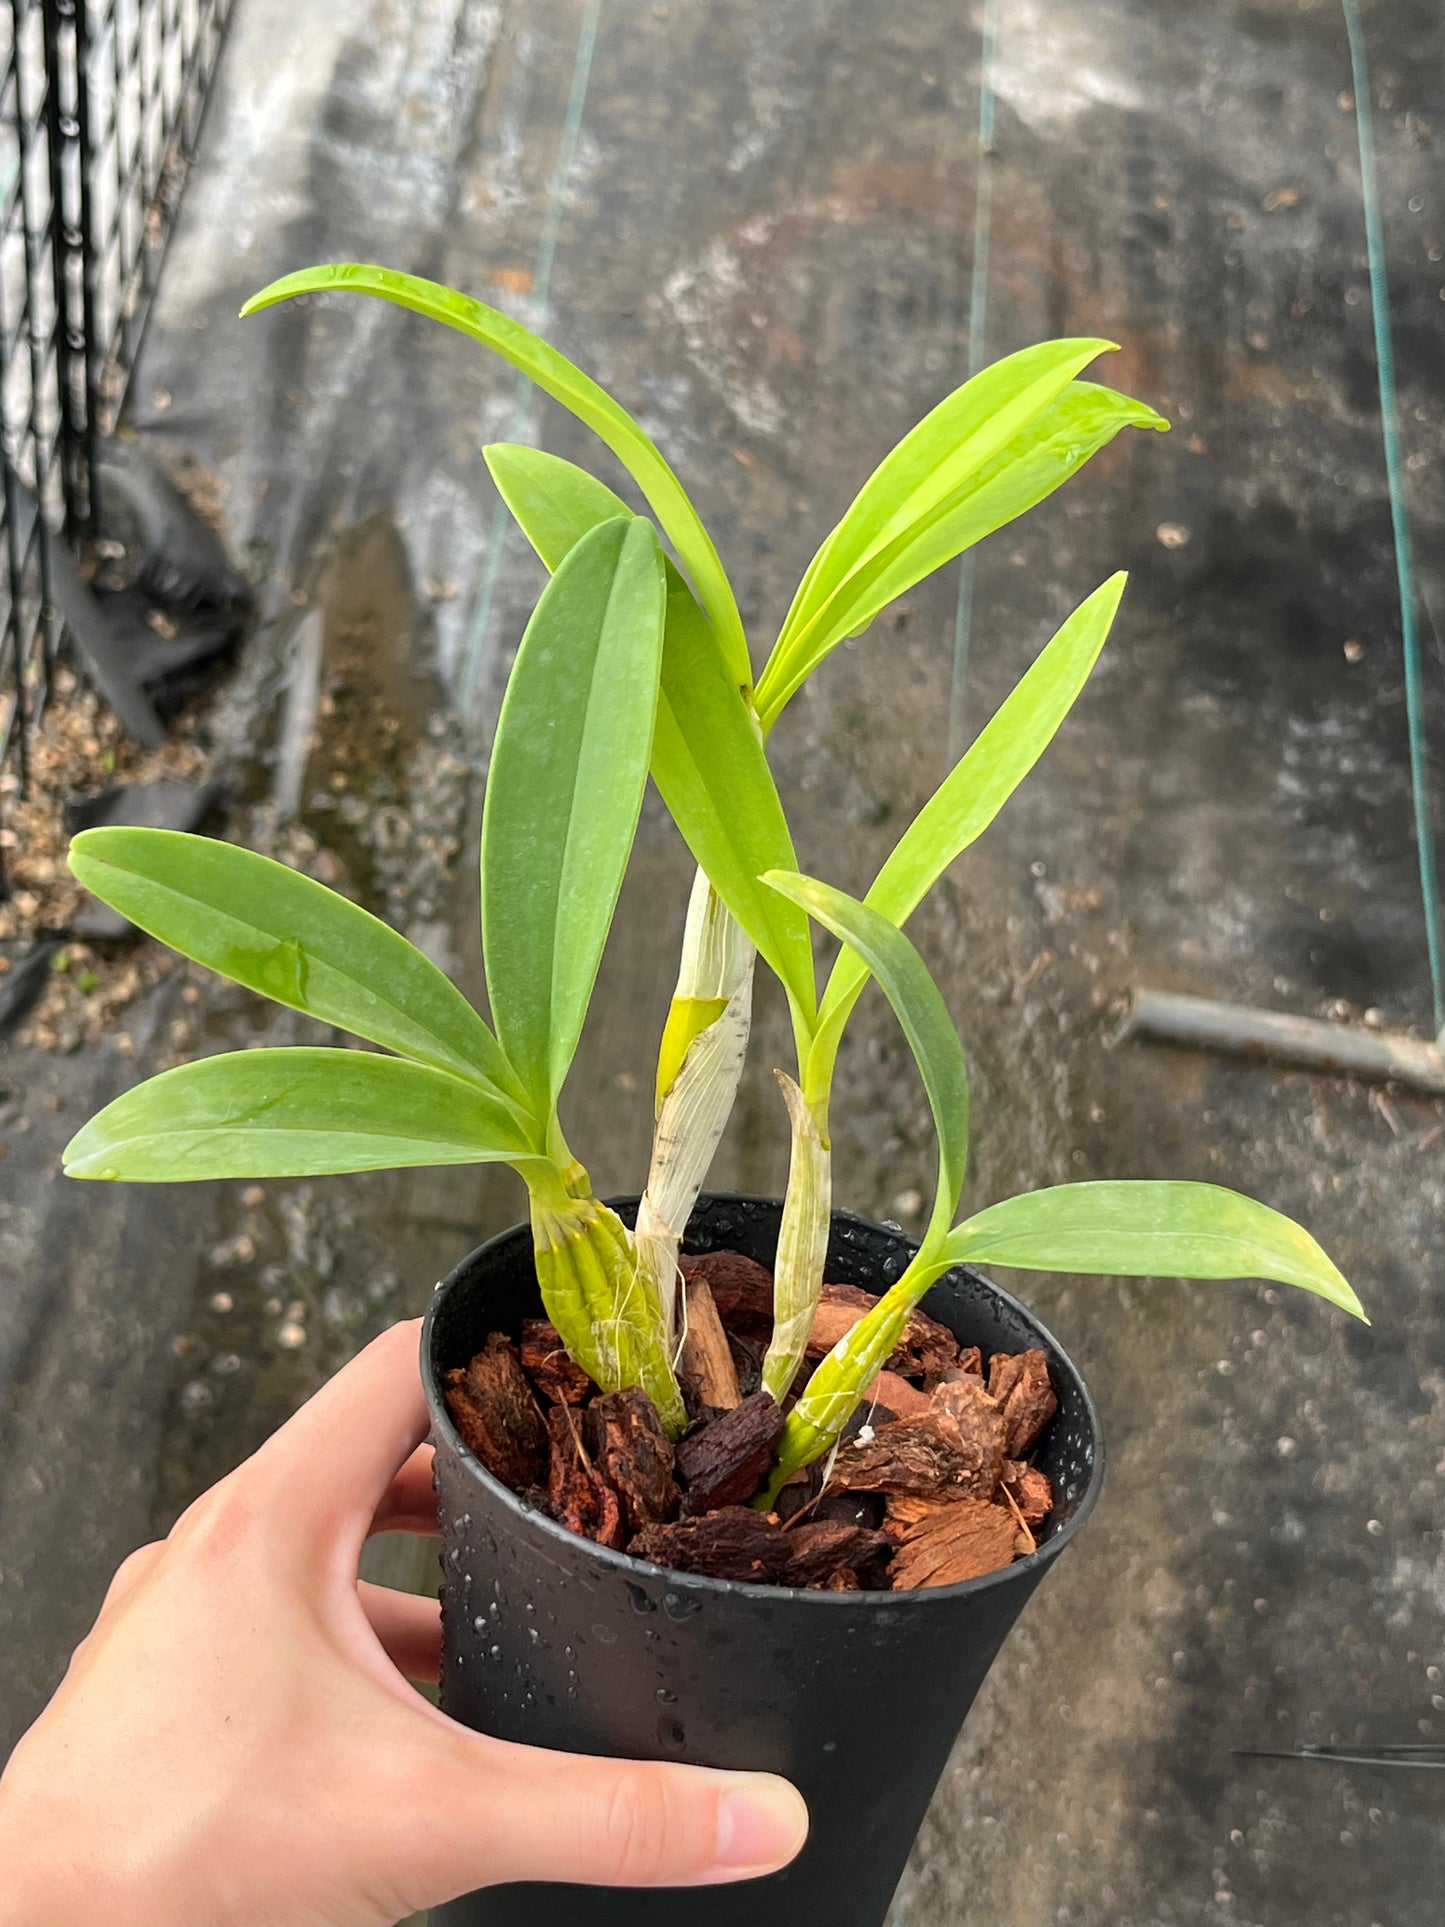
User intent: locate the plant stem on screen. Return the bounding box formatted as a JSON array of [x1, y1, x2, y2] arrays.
[[530, 1188, 687, 1436], [636, 872, 756, 1350], [760, 1241, 954, 1502], [760, 1075, 832, 1400]]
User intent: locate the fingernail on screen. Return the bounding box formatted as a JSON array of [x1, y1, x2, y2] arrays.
[[712, 1778, 809, 1874]]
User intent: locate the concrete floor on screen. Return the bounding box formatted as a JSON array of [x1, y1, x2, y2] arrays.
[[2, 1, 1443, 1922]]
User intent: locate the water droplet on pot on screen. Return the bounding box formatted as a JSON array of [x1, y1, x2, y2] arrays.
[[524, 1601, 534, 1614], [822, 1740, 836, 1753], [563, 1645, 574, 1657], [658, 1717, 686, 1753], [591, 1623, 618, 1645], [626, 1583, 656, 1614], [489, 1645, 501, 1658], [655, 1687, 677, 1704], [528, 1628, 539, 1643], [663, 1592, 700, 1622], [473, 1617, 488, 1633]]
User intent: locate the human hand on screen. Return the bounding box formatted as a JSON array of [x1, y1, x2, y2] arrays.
[[0, 1319, 807, 1927]]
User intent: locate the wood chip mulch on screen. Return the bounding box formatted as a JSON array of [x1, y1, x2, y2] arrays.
[[442, 1249, 1060, 1593]]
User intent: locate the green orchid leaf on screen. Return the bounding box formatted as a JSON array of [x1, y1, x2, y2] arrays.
[[943, 1181, 1366, 1320], [653, 578, 815, 1020], [765, 872, 968, 1237], [484, 444, 630, 570], [63, 1048, 535, 1181], [774, 341, 1114, 653], [772, 1172, 1364, 1488], [482, 515, 666, 1115], [821, 572, 1127, 1028], [774, 343, 1117, 643], [242, 265, 750, 692], [67, 828, 528, 1109], [485, 444, 815, 1019], [757, 377, 1165, 725]]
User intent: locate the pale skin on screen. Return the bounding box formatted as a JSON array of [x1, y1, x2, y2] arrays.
[[0, 1319, 808, 1926]]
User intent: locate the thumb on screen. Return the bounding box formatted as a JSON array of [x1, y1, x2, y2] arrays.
[[402, 1725, 808, 1899]]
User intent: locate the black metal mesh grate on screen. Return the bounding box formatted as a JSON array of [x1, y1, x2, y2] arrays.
[[0, 0, 231, 813]]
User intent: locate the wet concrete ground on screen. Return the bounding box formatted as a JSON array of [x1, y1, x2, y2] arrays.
[[2, 1, 1444, 1922]]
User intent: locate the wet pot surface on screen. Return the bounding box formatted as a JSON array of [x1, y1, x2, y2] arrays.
[[423, 1196, 1103, 1927]]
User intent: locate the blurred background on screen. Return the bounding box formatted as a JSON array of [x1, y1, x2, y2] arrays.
[[1, 2, 1442, 1922]]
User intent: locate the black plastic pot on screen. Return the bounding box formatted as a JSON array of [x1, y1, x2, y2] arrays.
[[423, 1195, 1103, 1927]]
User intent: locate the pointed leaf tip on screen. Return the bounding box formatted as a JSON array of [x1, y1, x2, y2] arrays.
[[234, 261, 750, 688], [943, 1181, 1365, 1324]]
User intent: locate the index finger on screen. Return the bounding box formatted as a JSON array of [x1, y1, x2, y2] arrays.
[[245, 1319, 430, 1564], [371, 1443, 439, 1536]]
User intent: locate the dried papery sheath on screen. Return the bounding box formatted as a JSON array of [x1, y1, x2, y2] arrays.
[[637, 873, 756, 1351], [653, 870, 752, 1109], [760, 1072, 832, 1402], [530, 1192, 687, 1437]]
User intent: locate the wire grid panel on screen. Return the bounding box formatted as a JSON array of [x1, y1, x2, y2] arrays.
[[84, 0, 233, 434], [0, 0, 67, 789], [0, 0, 232, 812]]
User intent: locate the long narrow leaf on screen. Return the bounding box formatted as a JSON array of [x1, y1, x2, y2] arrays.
[[764, 351, 1121, 703], [653, 579, 815, 1018], [68, 828, 529, 1109], [821, 573, 1126, 1027], [774, 340, 1112, 649], [765, 873, 968, 1237], [815, 386, 1159, 653], [943, 1181, 1365, 1319], [63, 1048, 535, 1181], [482, 516, 666, 1114], [241, 266, 750, 690], [758, 381, 1164, 723], [486, 444, 816, 1018]]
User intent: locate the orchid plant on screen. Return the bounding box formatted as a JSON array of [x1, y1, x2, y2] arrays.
[[64, 268, 1363, 1483]]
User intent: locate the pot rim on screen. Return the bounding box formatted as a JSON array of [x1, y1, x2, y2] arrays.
[[422, 1192, 1105, 1610]]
